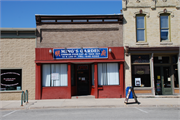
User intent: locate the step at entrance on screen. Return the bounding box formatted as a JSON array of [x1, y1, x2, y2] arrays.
[[71, 95, 95, 99]]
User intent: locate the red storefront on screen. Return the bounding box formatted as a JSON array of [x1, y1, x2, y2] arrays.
[[35, 47, 125, 99], [35, 14, 125, 99]]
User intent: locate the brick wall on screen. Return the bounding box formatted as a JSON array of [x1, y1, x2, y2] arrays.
[[0, 38, 36, 100], [36, 24, 123, 48], [123, 0, 180, 89]]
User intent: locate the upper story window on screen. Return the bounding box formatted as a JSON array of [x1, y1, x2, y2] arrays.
[[160, 14, 170, 41], [136, 15, 146, 42]]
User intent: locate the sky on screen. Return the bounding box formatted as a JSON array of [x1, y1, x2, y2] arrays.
[[0, 0, 122, 28]]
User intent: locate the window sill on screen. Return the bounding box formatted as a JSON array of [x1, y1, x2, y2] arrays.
[[134, 87, 152, 90], [0, 90, 23, 93], [136, 43, 149, 45], [160, 42, 173, 45]]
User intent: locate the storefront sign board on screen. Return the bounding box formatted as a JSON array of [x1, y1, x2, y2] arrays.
[[53, 48, 108, 59]]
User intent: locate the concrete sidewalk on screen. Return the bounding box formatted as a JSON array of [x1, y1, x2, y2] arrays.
[[1, 97, 180, 110]]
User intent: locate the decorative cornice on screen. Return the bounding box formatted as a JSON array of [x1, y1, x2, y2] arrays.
[[176, 0, 180, 9], [122, 0, 127, 10], [151, 0, 156, 9], [157, 9, 174, 17], [133, 9, 150, 18]]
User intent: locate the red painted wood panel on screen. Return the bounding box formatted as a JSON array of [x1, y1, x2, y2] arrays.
[[35, 64, 41, 100], [94, 63, 98, 98], [41, 87, 69, 99], [35, 47, 125, 99], [90, 87, 95, 96], [98, 86, 123, 98], [68, 63, 71, 98]]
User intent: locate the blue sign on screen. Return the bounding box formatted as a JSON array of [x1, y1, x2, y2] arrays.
[[53, 48, 108, 59]]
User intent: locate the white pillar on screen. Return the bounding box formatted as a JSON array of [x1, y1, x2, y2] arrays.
[[178, 50, 180, 95], [151, 53, 155, 96]]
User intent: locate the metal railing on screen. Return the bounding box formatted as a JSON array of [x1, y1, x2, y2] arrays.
[[21, 90, 28, 106]]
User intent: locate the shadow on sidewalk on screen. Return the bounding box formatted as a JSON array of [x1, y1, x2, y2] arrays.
[[125, 102, 141, 105]]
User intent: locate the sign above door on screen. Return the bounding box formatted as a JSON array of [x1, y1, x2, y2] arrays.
[[53, 48, 108, 59]]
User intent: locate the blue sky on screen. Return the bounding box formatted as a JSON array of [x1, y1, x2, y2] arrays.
[[0, 0, 122, 28]]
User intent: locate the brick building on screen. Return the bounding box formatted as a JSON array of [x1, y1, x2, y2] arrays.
[[122, 0, 180, 96], [35, 14, 125, 99], [0, 28, 36, 100]]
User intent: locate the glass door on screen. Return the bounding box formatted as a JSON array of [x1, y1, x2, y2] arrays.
[[154, 66, 172, 95], [77, 65, 90, 95], [162, 66, 172, 95]]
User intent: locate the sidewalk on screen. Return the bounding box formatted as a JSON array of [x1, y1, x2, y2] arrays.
[[1, 97, 180, 110]]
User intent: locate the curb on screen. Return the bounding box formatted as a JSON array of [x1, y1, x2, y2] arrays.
[[1, 104, 179, 111]]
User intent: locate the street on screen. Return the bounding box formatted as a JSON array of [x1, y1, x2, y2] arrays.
[[1, 107, 180, 120]]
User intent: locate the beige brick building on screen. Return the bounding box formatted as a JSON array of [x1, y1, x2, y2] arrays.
[[122, 0, 180, 96], [0, 28, 36, 100]]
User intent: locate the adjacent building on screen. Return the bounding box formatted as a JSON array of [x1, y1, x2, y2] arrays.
[[122, 0, 180, 96], [0, 28, 36, 100]]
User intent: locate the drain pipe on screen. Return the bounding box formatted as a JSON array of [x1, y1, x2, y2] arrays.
[[179, 47, 180, 96]]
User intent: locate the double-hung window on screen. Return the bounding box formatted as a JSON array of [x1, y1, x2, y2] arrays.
[[136, 15, 146, 42], [98, 63, 119, 85], [160, 15, 170, 41]]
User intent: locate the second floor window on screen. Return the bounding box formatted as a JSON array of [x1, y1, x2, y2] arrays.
[[136, 15, 146, 42], [160, 15, 170, 41]]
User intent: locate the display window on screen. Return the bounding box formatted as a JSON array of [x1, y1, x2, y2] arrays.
[[98, 63, 119, 85], [1, 69, 22, 91], [42, 64, 68, 87], [131, 55, 151, 87]]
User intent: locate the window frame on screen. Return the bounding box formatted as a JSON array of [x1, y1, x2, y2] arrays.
[[160, 14, 171, 42], [131, 55, 151, 88], [97, 63, 120, 86], [136, 14, 147, 42], [42, 64, 68, 87], [0, 69, 22, 91]]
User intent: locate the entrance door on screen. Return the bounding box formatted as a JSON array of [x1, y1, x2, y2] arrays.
[[77, 65, 89, 95], [154, 66, 172, 95]]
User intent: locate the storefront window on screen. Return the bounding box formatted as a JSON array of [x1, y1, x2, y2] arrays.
[[154, 57, 169, 64], [42, 64, 68, 87], [132, 65, 151, 87], [1, 69, 22, 91], [131, 55, 150, 87], [131, 55, 149, 63], [98, 63, 119, 85]]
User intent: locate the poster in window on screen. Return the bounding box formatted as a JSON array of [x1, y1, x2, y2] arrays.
[[135, 78, 141, 86], [1, 69, 22, 91], [51, 73, 59, 80]]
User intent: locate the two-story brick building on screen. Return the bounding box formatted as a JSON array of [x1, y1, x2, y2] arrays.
[[35, 15, 125, 99], [122, 0, 180, 96]]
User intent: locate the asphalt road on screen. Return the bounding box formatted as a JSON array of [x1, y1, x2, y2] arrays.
[[1, 107, 180, 120]]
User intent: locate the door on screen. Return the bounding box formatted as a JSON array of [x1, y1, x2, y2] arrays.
[[154, 66, 172, 95], [77, 65, 89, 95]]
